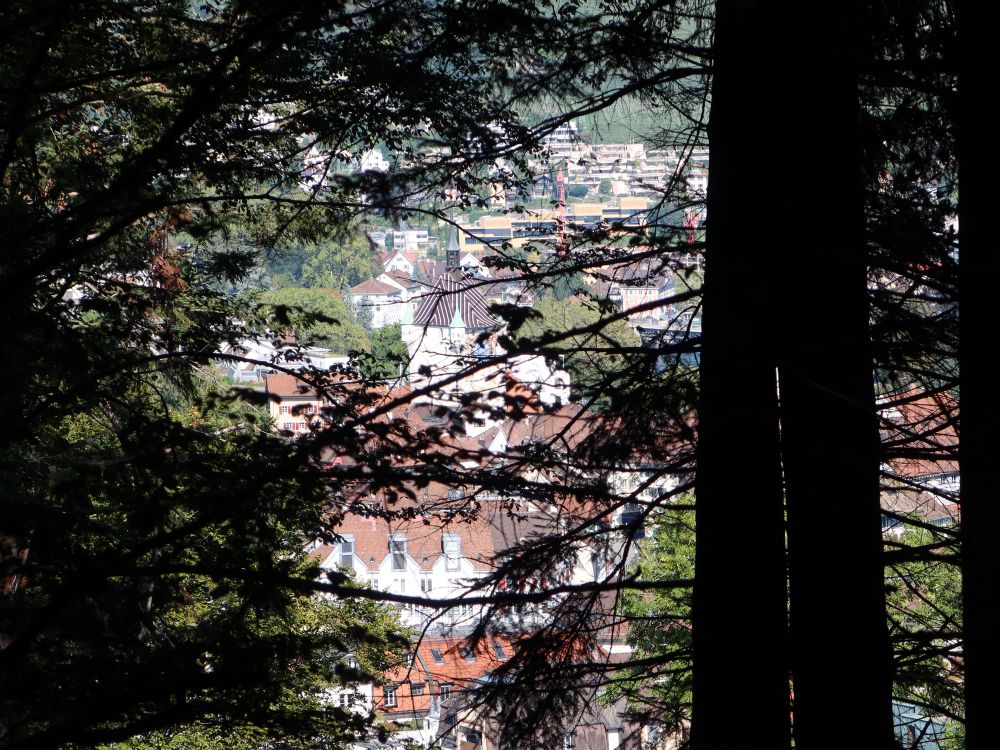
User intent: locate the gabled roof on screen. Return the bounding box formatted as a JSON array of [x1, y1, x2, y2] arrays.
[[382, 270, 424, 290], [351, 277, 401, 296], [264, 373, 320, 398], [379, 635, 516, 715], [331, 512, 497, 573], [381, 248, 417, 267], [412, 274, 500, 329]]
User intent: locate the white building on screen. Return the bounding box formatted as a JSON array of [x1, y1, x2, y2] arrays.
[[391, 226, 431, 253], [349, 277, 405, 329]]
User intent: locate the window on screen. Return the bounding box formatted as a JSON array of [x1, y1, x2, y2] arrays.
[[369, 575, 378, 590], [411, 682, 425, 696], [492, 642, 507, 660], [339, 692, 352, 707], [439, 683, 452, 698], [563, 732, 576, 749], [340, 537, 354, 568], [421, 577, 432, 593], [390, 537, 406, 571], [459, 646, 475, 662], [384, 686, 396, 707], [591, 551, 602, 581], [443, 534, 461, 571], [430, 648, 444, 664], [621, 502, 642, 528], [280, 405, 290, 414]]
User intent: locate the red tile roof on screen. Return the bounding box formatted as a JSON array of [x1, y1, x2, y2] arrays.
[[881, 390, 959, 479], [378, 635, 516, 716], [333, 512, 497, 572]]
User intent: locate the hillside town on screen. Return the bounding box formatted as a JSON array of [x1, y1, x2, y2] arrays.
[[243, 222, 958, 749], [259, 247, 680, 748], [4, 5, 966, 748], [204, 119, 961, 750]]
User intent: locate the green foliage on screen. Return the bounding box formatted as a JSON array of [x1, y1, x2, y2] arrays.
[[262, 288, 371, 355], [566, 183, 589, 199], [270, 231, 380, 291], [99, 593, 408, 750], [517, 296, 640, 407], [2, 0, 561, 742], [605, 513, 694, 734], [887, 526, 963, 729], [599, 179, 613, 196], [1, 362, 411, 748], [359, 325, 410, 380], [551, 271, 588, 301]]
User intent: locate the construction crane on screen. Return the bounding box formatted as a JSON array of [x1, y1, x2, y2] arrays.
[[555, 165, 568, 256]]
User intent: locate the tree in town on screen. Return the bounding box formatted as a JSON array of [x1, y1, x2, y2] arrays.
[[359, 324, 410, 381], [604, 512, 695, 738], [297, 231, 381, 291], [262, 287, 371, 355], [517, 295, 640, 408]]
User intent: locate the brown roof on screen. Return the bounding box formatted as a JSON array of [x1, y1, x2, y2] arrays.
[[384, 270, 425, 290], [504, 404, 593, 453], [412, 274, 500, 329], [882, 489, 960, 524], [881, 390, 959, 480], [417, 259, 448, 278], [332, 512, 497, 572], [264, 373, 320, 398], [351, 278, 401, 295]]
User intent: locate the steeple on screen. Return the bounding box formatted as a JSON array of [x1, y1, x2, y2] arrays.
[[449, 300, 465, 329], [446, 224, 461, 272]]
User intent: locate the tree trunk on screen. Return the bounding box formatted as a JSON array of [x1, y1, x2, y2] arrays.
[[957, 2, 998, 747], [691, 2, 790, 747], [776, 5, 895, 748]]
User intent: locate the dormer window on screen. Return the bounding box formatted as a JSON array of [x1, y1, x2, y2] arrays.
[[443, 534, 462, 572], [390, 536, 407, 571], [340, 537, 354, 568]]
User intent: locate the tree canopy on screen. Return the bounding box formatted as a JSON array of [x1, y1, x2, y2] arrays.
[[262, 287, 371, 355]]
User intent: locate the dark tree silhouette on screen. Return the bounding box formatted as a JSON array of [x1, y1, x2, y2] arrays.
[[691, 0, 789, 746], [957, 2, 996, 748]]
